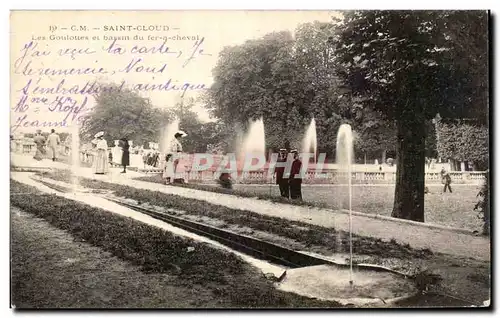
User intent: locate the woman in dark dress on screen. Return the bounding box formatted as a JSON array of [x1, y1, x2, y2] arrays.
[[120, 138, 130, 173]]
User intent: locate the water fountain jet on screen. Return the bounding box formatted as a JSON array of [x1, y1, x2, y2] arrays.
[[238, 118, 266, 179], [239, 117, 266, 159], [160, 119, 180, 154], [302, 118, 317, 164], [336, 123, 354, 286]]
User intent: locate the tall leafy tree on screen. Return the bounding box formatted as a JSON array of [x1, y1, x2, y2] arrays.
[[81, 83, 172, 147], [436, 118, 488, 170], [334, 11, 488, 221], [205, 24, 348, 156], [168, 97, 228, 153]]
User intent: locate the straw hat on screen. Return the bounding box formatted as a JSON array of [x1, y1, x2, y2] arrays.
[[94, 131, 104, 138]]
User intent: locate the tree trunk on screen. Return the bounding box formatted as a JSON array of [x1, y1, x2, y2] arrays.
[[381, 149, 387, 165], [391, 116, 426, 222]]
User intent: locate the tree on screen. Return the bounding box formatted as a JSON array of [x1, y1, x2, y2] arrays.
[[204, 23, 348, 157], [168, 97, 228, 153], [352, 109, 396, 162], [81, 82, 172, 147], [334, 11, 488, 221], [436, 118, 488, 170]]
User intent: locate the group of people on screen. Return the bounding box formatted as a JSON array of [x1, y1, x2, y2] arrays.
[[91, 131, 130, 175], [274, 148, 303, 200], [32, 129, 61, 162]]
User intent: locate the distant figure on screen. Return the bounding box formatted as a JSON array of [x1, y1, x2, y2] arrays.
[[33, 129, 46, 161], [275, 148, 289, 199], [46, 129, 61, 162], [93, 131, 109, 175], [386, 158, 394, 166], [289, 150, 303, 201], [120, 138, 130, 173], [379, 165, 383, 171], [218, 172, 233, 189], [441, 168, 452, 193], [108, 151, 113, 166]]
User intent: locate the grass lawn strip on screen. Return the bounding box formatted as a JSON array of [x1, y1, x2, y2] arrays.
[[133, 174, 483, 231], [10, 180, 343, 308], [39, 170, 434, 261], [11, 207, 221, 308]]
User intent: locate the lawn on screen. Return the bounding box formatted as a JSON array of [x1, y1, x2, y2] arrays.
[[134, 174, 483, 231], [10, 180, 342, 309], [23, 171, 491, 307], [11, 208, 221, 308]]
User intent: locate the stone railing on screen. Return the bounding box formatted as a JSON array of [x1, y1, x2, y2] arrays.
[[142, 169, 486, 185], [48, 150, 487, 185]]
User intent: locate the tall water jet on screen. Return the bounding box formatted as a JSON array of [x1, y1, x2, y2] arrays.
[[70, 123, 81, 193], [160, 118, 180, 154], [240, 117, 266, 159], [237, 118, 266, 179], [336, 123, 354, 286], [302, 118, 317, 164]]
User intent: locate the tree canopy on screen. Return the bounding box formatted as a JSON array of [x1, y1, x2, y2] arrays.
[[204, 23, 351, 156], [334, 10, 488, 221], [436, 118, 488, 169], [80, 83, 172, 147]]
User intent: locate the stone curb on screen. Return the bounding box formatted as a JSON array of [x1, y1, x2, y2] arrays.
[[333, 208, 476, 235]]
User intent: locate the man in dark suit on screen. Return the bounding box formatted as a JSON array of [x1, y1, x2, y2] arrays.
[[275, 149, 289, 198], [289, 149, 303, 201]]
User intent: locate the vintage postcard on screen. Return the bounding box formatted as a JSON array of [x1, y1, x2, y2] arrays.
[[10, 10, 490, 309]]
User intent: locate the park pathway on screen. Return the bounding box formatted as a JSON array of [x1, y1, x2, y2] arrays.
[[10, 154, 490, 261]]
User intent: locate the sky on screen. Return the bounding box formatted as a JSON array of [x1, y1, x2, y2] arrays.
[[10, 10, 337, 133]]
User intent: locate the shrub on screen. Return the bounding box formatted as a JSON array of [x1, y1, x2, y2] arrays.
[[474, 170, 490, 236]]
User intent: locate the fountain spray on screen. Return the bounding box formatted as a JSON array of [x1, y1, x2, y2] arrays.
[[336, 124, 354, 287], [302, 118, 317, 164]]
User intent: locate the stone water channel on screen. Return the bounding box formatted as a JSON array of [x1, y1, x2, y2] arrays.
[[12, 171, 418, 307]]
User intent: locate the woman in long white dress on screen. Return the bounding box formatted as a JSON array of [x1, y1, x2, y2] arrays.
[[93, 131, 109, 174], [163, 130, 187, 184]]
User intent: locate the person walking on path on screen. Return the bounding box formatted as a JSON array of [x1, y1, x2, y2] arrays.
[[275, 148, 289, 199], [119, 138, 130, 173], [441, 167, 452, 193], [46, 129, 61, 162], [33, 130, 46, 161], [289, 149, 303, 201], [93, 131, 109, 175]]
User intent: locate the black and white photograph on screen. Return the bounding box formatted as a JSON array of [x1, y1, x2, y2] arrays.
[[9, 9, 490, 309]]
